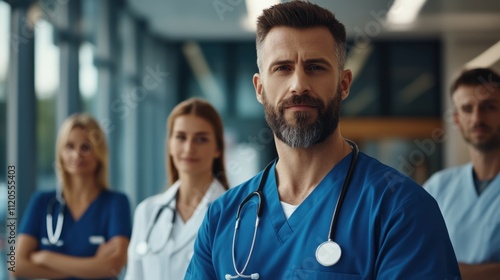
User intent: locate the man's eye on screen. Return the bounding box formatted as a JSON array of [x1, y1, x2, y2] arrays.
[[308, 65, 324, 71], [275, 66, 290, 71], [461, 105, 473, 113], [195, 137, 209, 143]]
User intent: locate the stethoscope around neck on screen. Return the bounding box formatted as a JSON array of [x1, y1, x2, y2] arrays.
[[226, 139, 359, 280], [136, 192, 177, 256], [45, 190, 65, 246]]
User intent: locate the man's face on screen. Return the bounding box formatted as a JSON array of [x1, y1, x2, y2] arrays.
[[453, 84, 500, 152], [253, 26, 352, 148]]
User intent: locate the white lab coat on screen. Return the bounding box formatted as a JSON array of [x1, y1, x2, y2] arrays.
[[124, 179, 226, 280]]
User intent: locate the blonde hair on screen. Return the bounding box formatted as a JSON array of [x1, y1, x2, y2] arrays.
[[55, 113, 109, 190], [166, 98, 229, 190]]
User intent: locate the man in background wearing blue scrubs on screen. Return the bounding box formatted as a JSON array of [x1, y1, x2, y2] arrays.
[[185, 1, 460, 279], [425, 68, 500, 279]]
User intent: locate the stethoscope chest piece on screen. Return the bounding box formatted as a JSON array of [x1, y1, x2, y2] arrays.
[[316, 240, 342, 266], [136, 241, 149, 256]]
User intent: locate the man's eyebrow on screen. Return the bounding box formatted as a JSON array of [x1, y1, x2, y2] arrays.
[[478, 99, 499, 106], [268, 59, 294, 70], [303, 58, 332, 66], [268, 58, 333, 69]]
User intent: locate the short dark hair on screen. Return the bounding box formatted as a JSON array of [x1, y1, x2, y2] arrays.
[[450, 68, 500, 96], [256, 0, 346, 70]]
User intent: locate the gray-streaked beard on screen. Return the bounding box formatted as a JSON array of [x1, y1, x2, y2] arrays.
[[262, 89, 342, 148]]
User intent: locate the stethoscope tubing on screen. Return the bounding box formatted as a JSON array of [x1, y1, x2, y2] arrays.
[[229, 139, 359, 278], [138, 192, 177, 256], [46, 191, 65, 246], [327, 139, 359, 241]]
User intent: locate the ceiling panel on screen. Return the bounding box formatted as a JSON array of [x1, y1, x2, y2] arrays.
[[127, 0, 500, 40]]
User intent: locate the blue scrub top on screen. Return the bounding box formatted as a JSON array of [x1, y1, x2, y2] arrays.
[[19, 189, 132, 280], [185, 152, 461, 279], [425, 163, 500, 263]]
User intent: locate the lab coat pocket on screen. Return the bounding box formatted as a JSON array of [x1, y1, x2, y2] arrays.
[[292, 269, 363, 280]]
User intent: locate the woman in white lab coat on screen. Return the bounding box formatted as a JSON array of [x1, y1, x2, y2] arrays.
[[125, 98, 229, 280]]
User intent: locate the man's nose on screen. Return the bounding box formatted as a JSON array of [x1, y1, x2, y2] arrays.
[[289, 69, 311, 95]]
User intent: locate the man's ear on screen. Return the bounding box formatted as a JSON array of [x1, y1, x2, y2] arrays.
[[453, 110, 459, 126], [254, 73, 264, 104], [340, 69, 353, 101]]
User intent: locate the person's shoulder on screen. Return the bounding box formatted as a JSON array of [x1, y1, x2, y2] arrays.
[[135, 192, 167, 212], [423, 163, 471, 194], [209, 171, 264, 212], [357, 153, 419, 187], [100, 189, 130, 204], [426, 163, 471, 183], [30, 190, 56, 203], [356, 153, 433, 202]]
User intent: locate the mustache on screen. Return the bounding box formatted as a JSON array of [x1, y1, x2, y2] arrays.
[[471, 123, 491, 130], [280, 95, 324, 109]]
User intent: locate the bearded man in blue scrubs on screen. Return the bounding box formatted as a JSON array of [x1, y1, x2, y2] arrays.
[[185, 1, 461, 279]]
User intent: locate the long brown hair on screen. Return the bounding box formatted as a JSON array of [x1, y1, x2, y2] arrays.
[[166, 98, 229, 189]]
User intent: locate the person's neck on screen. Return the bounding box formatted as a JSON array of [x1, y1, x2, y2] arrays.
[[470, 147, 500, 181], [176, 172, 213, 216], [64, 175, 100, 203], [275, 130, 352, 205], [63, 175, 101, 220]]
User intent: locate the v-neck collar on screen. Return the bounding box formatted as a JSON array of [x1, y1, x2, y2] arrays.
[[264, 153, 353, 243], [65, 190, 105, 223]]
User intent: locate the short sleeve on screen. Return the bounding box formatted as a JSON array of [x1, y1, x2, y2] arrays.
[[19, 192, 46, 238], [184, 205, 217, 279], [107, 192, 132, 239]]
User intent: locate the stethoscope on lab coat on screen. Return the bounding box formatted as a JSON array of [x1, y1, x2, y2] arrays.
[[226, 139, 359, 280], [136, 192, 178, 256]]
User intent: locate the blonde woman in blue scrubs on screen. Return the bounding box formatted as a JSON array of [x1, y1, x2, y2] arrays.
[[125, 98, 229, 280], [13, 114, 131, 280]]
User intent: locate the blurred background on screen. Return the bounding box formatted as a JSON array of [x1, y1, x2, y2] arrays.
[[1, 0, 499, 279]]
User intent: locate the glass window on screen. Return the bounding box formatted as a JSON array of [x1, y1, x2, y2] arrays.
[[235, 43, 261, 118], [35, 19, 59, 191], [343, 43, 381, 116], [182, 42, 227, 112], [0, 3, 10, 280], [388, 41, 441, 116], [0, 1, 10, 183], [80, 42, 98, 115]]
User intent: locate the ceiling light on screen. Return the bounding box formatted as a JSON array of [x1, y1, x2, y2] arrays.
[[465, 40, 500, 69], [241, 0, 280, 31], [387, 0, 427, 25]]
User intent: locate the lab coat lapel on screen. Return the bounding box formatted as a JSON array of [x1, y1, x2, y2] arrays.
[[170, 179, 226, 254]]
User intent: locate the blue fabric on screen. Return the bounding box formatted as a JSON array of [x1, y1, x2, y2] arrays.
[[185, 153, 461, 279], [424, 164, 500, 264], [19, 189, 132, 280]]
